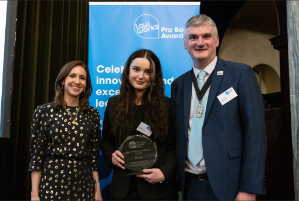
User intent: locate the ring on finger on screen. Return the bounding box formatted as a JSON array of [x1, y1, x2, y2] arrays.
[[150, 169, 151, 173]]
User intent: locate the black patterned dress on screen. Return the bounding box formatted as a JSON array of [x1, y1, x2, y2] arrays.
[[28, 102, 101, 201]]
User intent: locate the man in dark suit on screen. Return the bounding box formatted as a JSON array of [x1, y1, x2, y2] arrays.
[[171, 14, 267, 200]]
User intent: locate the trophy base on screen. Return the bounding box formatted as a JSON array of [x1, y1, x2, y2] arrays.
[[126, 171, 148, 176]]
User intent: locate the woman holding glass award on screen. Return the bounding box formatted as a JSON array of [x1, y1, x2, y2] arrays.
[[101, 49, 178, 200]]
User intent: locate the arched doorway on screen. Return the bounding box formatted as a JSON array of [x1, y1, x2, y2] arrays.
[[253, 64, 280, 94]]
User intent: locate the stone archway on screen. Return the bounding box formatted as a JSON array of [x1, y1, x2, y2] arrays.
[[253, 64, 281, 94]]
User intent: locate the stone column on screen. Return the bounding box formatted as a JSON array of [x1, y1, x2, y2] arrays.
[[287, 1, 299, 200]]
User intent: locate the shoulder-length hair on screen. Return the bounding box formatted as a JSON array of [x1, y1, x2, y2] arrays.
[[113, 49, 169, 143], [54, 60, 92, 113]]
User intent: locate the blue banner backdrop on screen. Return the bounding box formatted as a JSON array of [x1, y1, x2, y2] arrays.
[[89, 2, 200, 198]]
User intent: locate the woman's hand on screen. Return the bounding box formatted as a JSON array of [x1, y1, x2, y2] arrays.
[[94, 182, 103, 201], [31, 171, 41, 201], [136, 168, 165, 184], [31, 191, 40, 201], [93, 171, 103, 201], [112, 150, 125, 169], [95, 190, 103, 201]]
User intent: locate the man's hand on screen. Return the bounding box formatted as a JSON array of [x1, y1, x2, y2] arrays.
[[235, 191, 256, 201]]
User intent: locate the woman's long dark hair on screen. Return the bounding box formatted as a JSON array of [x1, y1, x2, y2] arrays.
[[113, 49, 169, 143], [54, 60, 92, 113]]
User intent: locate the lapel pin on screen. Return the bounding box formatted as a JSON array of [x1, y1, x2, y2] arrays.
[[217, 71, 223, 75]]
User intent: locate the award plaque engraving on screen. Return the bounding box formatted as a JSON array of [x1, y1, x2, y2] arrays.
[[119, 135, 157, 175]]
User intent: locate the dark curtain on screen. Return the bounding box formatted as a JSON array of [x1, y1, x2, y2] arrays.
[[10, 1, 89, 199]]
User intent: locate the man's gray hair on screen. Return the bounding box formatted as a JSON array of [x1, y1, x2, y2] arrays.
[[184, 14, 218, 42]]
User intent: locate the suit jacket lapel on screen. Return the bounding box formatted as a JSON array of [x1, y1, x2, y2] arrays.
[[204, 58, 227, 122], [184, 70, 193, 138]]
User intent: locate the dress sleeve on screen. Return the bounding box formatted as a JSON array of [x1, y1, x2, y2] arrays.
[[100, 98, 117, 168], [90, 109, 101, 171], [158, 99, 177, 184], [28, 105, 49, 172]]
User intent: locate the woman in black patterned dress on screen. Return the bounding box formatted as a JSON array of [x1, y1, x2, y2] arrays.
[[29, 61, 102, 201]]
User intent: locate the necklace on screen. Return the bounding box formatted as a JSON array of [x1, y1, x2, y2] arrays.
[[65, 107, 79, 124]]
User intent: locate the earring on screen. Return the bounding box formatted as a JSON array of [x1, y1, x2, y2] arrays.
[[61, 85, 64, 89]]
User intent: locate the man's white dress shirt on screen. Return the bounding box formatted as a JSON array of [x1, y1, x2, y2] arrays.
[[185, 56, 217, 174]]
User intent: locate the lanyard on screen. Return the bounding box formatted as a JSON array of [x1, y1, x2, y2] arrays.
[[191, 69, 214, 101]]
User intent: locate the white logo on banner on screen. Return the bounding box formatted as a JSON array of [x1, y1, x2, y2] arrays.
[[134, 14, 159, 39]]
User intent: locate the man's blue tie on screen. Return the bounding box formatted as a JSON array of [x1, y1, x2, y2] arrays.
[[188, 70, 208, 166]]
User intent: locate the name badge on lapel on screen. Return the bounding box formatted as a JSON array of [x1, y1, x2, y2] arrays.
[[136, 122, 152, 137], [217, 87, 238, 105]]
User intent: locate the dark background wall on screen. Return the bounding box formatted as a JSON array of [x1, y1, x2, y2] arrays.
[[0, 0, 89, 199]]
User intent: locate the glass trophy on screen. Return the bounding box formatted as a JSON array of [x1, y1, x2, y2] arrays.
[[119, 135, 157, 175]]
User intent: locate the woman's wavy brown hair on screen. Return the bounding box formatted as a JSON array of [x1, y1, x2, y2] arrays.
[[113, 49, 169, 143], [54, 60, 92, 113]]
